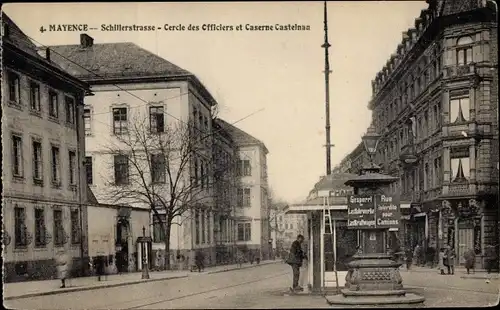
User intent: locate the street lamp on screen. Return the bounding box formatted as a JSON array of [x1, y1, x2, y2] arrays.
[[141, 226, 150, 279], [361, 124, 381, 163]]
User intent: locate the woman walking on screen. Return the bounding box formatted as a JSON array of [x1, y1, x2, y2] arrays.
[[464, 248, 476, 274], [56, 249, 71, 288], [445, 245, 455, 275]]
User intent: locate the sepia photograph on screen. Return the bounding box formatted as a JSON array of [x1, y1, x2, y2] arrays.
[[1, 1, 499, 308]]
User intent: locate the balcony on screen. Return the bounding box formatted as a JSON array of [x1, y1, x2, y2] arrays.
[[442, 181, 477, 198], [443, 64, 476, 79], [399, 143, 418, 167], [443, 122, 484, 140]]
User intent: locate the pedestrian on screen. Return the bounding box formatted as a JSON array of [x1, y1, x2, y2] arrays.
[[445, 245, 455, 275], [413, 244, 421, 267], [463, 248, 475, 274], [286, 234, 307, 292], [405, 246, 413, 270], [96, 255, 106, 281], [484, 245, 496, 274], [195, 250, 205, 272], [55, 249, 71, 288], [437, 247, 446, 275]]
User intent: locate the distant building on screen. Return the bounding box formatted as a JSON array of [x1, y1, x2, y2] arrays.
[[217, 120, 271, 260], [2, 14, 90, 282]]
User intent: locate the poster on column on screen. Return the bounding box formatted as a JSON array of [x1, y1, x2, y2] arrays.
[[347, 195, 376, 229], [375, 195, 401, 229]]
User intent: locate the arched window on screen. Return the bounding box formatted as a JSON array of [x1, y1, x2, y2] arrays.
[[456, 36, 474, 65]]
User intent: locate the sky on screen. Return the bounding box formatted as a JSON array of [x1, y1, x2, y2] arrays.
[[3, 1, 429, 203]]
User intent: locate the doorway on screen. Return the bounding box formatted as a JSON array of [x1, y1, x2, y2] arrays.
[[116, 219, 130, 273], [457, 219, 474, 266]]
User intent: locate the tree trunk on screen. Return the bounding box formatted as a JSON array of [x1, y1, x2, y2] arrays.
[[163, 223, 171, 270]]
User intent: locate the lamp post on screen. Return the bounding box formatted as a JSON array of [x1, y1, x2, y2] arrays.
[[326, 124, 425, 306], [141, 226, 150, 279]]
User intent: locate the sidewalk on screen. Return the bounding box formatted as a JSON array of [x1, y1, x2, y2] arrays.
[[4, 259, 281, 300], [402, 265, 500, 280]]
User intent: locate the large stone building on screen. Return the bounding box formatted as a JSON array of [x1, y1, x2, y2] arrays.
[[2, 14, 90, 281], [217, 120, 272, 261], [336, 0, 498, 269], [48, 34, 220, 269]]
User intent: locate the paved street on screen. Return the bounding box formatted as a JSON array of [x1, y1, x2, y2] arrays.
[[5, 263, 499, 309]]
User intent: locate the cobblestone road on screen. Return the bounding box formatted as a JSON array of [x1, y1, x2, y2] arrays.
[[5, 263, 499, 309]]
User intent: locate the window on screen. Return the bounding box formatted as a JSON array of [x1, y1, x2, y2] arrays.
[[200, 160, 205, 188], [237, 188, 251, 207], [49, 91, 59, 118], [84, 108, 92, 135], [85, 156, 93, 185], [51, 145, 60, 184], [237, 222, 251, 241], [8, 71, 21, 104], [433, 105, 441, 129], [151, 154, 166, 183], [12, 135, 23, 177], [112, 108, 128, 135], [15, 206, 27, 247], [450, 97, 470, 123], [71, 209, 80, 244], [193, 158, 199, 186], [451, 157, 470, 182], [195, 209, 200, 245], [32, 140, 43, 182], [434, 157, 441, 187], [53, 209, 64, 246], [114, 154, 129, 185], [456, 36, 473, 66], [65, 96, 75, 124], [30, 82, 41, 112], [149, 106, 165, 133], [424, 163, 429, 190], [201, 210, 206, 244], [69, 151, 76, 185], [153, 214, 166, 242], [35, 208, 46, 247], [238, 160, 251, 176]]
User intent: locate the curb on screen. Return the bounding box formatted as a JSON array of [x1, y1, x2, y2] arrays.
[[206, 260, 282, 275], [460, 276, 499, 280], [4, 274, 188, 301]]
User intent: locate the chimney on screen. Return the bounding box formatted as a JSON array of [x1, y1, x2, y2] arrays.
[[80, 33, 94, 48]]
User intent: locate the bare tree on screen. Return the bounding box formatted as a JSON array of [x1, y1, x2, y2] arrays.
[[104, 112, 233, 270]]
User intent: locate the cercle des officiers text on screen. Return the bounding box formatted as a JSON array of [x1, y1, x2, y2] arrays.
[[41, 23, 311, 33]]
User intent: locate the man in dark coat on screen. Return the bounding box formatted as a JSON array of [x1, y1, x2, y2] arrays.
[[287, 235, 307, 292], [195, 250, 205, 272]]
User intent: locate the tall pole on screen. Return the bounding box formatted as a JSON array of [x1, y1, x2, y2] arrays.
[[322, 1, 333, 175]]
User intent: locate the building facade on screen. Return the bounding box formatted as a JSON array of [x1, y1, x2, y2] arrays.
[[337, 0, 499, 269], [212, 118, 239, 264], [2, 14, 90, 282], [217, 120, 272, 261], [49, 34, 220, 269]]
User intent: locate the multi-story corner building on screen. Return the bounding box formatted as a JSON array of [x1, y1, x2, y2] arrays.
[[217, 120, 272, 260], [337, 0, 499, 269], [268, 202, 306, 255], [212, 118, 239, 263], [2, 14, 90, 282], [48, 34, 221, 270]]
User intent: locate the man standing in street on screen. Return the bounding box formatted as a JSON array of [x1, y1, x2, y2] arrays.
[[286, 234, 307, 292]]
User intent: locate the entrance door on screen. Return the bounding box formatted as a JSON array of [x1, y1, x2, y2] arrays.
[[458, 227, 474, 265]]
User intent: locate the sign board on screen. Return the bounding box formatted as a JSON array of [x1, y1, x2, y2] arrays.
[[347, 194, 401, 230], [347, 195, 376, 229], [375, 195, 401, 229]]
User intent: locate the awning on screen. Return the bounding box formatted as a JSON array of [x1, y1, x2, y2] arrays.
[[286, 202, 410, 214]]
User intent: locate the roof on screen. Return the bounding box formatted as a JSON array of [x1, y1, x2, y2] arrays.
[[344, 172, 399, 186], [216, 119, 269, 154], [87, 186, 99, 205], [2, 13, 39, 58], [311, 173, 358, 192], [2, 13, 88, 90], [47, 42, 192, 80]]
